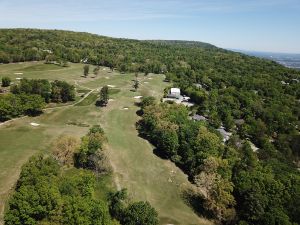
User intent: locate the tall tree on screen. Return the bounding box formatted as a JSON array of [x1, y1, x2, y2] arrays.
[[99, 86, 109, 106], [93, 66, 100, 76], [83, 65, 89, 77], [133, 79, 139, 91]]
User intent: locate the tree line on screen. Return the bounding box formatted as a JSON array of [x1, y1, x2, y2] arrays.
[[0, 78, 75, 121]]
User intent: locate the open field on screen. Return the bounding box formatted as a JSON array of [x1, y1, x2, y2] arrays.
[[0, 62, 211, 225]]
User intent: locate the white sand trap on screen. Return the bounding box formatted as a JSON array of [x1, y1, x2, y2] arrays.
[[30, 122, 40, 127], [148, 77, 153, 80], [105, 77, 110, 79], [108, 99, 115, 102], [144, 82, 149, 84], [134, 96, 143, 99], [16, 78, 23, 80], [103, 68, 106, 70], [107, 85, 116, 88], [123, 107, 129, 110], [14, 72, 23, 75]]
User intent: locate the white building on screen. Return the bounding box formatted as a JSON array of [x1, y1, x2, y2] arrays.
[[169, 88, 181, 99]]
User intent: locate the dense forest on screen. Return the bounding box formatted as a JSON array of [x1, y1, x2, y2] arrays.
[[1, 29, 300, 224], [138, 98, 300, 224]]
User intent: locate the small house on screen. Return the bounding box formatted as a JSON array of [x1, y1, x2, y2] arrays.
[[168, 88, 181, 99]]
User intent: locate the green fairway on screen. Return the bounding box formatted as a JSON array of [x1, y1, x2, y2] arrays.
[[0, 62, 211, 225]]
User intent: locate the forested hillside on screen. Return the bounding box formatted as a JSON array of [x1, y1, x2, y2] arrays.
[[0, 29, 299, 158], [1, 28, 300, 225]]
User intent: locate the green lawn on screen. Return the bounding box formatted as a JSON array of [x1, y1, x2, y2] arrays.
[[0, 61, 116, 86], [0, 62, 211, 225], [75, 92, 99, 106]]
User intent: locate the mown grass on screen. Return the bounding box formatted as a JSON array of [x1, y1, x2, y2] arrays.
[[75, 93, 98, 106], [108, 88, 121, 95]]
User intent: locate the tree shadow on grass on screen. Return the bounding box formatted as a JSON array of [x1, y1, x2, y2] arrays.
[[26, 110, 43, 117], [134, 104, 143, 116], [181, 190, 215, 221], [95, 100, 107, 107], [152, 147, 170, 160]]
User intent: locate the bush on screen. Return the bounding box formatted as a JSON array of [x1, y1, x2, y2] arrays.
[[140, 96, 156, 111], [1, 76, 11, 87]]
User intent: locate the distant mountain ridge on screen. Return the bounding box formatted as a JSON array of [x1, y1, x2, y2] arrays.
[[147, 40, 216, 49]]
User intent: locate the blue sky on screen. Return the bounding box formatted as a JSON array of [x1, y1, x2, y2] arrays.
[[0, 0, 300, 53]]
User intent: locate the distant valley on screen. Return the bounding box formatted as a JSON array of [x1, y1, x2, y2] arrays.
[[231, 49, 300, 70]]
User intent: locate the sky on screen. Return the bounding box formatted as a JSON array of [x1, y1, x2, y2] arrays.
[[0, 0, 300, 53]]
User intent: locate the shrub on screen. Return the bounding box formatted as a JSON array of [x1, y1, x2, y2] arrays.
[[1, 76, 11, 87]]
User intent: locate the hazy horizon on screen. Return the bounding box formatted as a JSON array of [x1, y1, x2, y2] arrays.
[[1, 0, 300, 54]]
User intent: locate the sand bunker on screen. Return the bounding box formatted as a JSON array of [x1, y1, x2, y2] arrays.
[[30, 122, 40, 127], [123, 107, 129, 110], [108, 99, 115, 102], [14, 72, 23, 75], [143, 82, 149, 84], [148, 77, 153, 80], [134, 96, 143, 99], [16, 78, 23, 80], [105, 77, 110, 79], [107, 85, 116, 88]]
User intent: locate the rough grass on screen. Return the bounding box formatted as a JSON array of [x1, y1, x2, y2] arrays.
[[108, 88, 121, 95], [0, 62, 212, 225]]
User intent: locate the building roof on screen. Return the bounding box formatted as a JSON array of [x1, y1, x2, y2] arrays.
[[192, 114, 207, 121], [170, 88, 180, 94]]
